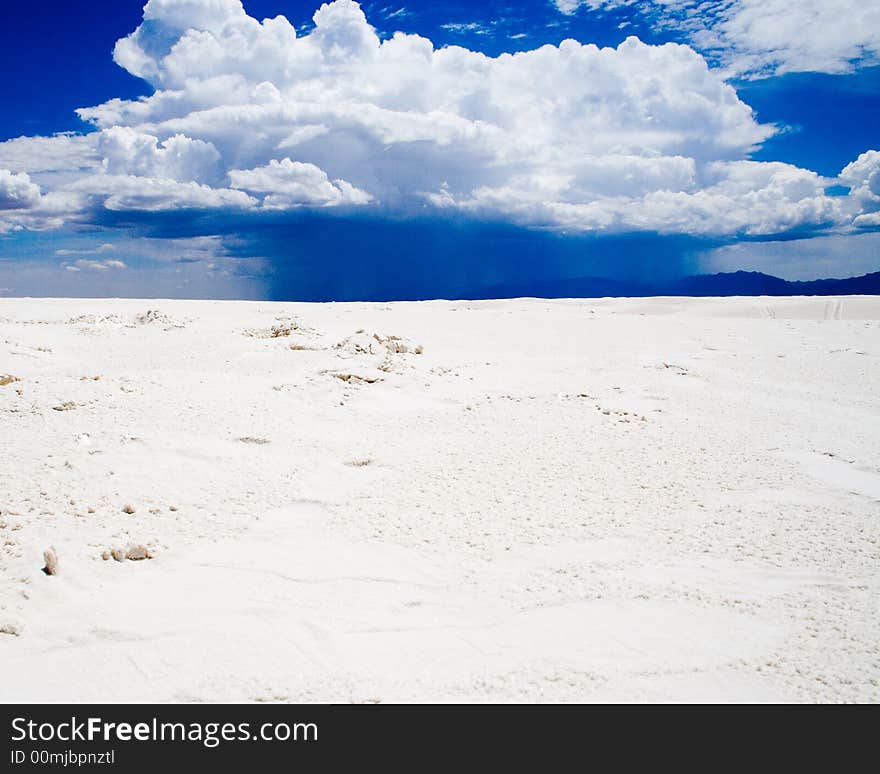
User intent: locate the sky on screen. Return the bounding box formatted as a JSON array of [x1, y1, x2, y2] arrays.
[[0, 0, 878, 300]]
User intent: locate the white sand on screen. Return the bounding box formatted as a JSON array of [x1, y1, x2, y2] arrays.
[[0, 296, 878, 703]]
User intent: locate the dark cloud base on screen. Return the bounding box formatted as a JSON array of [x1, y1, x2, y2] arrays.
[[10, 205, 870, 301], [89, 210, 707, 301]]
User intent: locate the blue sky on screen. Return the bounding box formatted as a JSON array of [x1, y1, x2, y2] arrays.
[[0, 0, 878, 300]]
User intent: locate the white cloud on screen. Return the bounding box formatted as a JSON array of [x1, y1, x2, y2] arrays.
[[63, 258, 128, 272], [440, 22, 491, 36], [0, 0, 876, 240], [0, 170, 42, 210], [454, 159, 841, 235], [229, 158, 372, 207], [554, 0, 880, 78], [98, 126, 222, 184], [70, 173, 256, 211], [0, 134, 99, 180], [839, 150, 880, 228], [0, 169, 79, 233], [56, 243, 117, 256]]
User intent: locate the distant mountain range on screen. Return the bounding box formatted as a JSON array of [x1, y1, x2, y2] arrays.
[[466, 270, 880, 300]]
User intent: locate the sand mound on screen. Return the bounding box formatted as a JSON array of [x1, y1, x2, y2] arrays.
[[132, 309, 182, 328], [66, 310, 183, 329], [335, 332, 423, 356], [104, 543, 153, 562], [244, 316, 314, 339], [67, 313, 128, 327]]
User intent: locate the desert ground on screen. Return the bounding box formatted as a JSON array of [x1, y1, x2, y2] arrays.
[[0, 296, 878, 703]]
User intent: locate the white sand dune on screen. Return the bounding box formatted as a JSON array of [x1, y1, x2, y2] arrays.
[[0, 295, 878, 703]]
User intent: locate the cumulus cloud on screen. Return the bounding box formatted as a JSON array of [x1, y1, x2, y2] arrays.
[[840, 150, 880, 201], [70, 173, 256, 212], [0, 168, 78, 233], [0, 169, 43, 233], [0, 170, 42, 210], [229, 158, 372, 207], [839, 151, 880, 229], [0, 0, 877, 241], [554, 0, 880, 78], [97, 126, 223, 183], [456, 159, 841, 235], [0, 134, 99, 179]]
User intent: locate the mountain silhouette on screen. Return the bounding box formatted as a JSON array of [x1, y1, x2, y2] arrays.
[[465, 270, 880, 300]]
